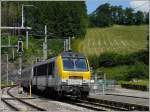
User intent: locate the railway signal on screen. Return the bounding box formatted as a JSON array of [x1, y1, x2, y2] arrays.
[[17, 41, 23, 54]]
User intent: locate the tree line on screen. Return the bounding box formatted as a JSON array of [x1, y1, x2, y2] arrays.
[[1, 1, 88, 38], [1, 2, 149, 38], [89, 3, 149, 27]]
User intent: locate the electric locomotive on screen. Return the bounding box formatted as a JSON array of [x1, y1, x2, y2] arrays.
[[21, 51, 91, 98]]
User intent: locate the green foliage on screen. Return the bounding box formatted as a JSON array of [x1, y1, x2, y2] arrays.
[[124, 62, 148, 81], [25, 1, 88, 38], [98, 62, 148, 81], [119, 80, 149, 91], [119, 80, 149, 86], [88, 50, 148, 81], [145, 12, 149, 24], [88, 50, 148, 69], [1, 36, 64, 66], [2, 1, 88, 38], [88, 3, 149, 27], [135, 11, 144, 25], [89, 3, 113, 27]]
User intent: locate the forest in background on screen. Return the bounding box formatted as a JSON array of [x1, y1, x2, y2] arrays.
[[89, 3, 149, 27]]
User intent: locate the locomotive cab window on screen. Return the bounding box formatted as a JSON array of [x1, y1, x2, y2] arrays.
[[75, 59, 88, 71], [62, 58, 88, 71]]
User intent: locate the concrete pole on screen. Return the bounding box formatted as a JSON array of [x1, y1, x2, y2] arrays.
[[68, 37, 71, 50], [19, 55, 22, 77], [6, 54, 9, 85], [102, 73, 106, 95], [8, 36, 10, 46], [64, 39, 66, 51], [65, 39, 68, 51], [12, 48, 15, 60], [45, 25, 47, 43], [21, 5, 24, 28], [26, 31, 29, 49], [43, 25, 47, 60], [66, 38, 69, 51]]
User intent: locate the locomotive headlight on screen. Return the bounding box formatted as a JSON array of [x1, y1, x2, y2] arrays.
[[83, 80, 90, 83], [62, 79, 67, 83]]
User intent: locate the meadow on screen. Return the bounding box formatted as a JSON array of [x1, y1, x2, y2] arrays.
[[73, 25, 148, 56]]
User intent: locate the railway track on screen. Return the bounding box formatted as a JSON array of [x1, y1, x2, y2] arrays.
[[77, 99, 128, 111], [63, 98, 107, 111], [56, 94, 149, 111], [105, 93, 149, 99], [86, 97, 149, 111], [57, 96, 128, 111], [1, 87, 46, 111], [2, 86, 148, 111]]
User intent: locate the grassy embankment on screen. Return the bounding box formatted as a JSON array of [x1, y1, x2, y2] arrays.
[[72, 25, 148, 85]]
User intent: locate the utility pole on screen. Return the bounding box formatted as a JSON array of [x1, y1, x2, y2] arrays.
[[21, 4, 34, 28], [17, 30, 24, 94], [43, 25, 47, 60], [66, 38, 68, 51], [12, 47, 15, 60], [68, 37, 71, 50], [64, 39, 66, 51], [26, 30, 29, 49], [17, 32, 23, 79], [6, 54, 9, 85], [102, 73, 106, 95], [8, 36, 10, 46], [21, 4, 24, 28], [64, 38, 70, 51]]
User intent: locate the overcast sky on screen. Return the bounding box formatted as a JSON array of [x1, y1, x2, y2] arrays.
[[86, 0, 149, 14]]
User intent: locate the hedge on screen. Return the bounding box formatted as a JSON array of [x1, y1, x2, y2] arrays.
[[120, 81, 149, 91]]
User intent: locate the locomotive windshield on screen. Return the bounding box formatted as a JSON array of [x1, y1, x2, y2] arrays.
[[63, 58, 88, 71]]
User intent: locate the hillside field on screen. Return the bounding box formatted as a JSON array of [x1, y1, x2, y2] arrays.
[[72, 25, 148, 56]]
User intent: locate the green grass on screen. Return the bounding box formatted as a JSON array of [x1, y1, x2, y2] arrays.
[[72, 25, 148, 56], [119, 80, 149, 86]]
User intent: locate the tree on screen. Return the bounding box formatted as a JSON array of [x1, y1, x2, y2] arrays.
[[124, 8, 134, 25], [88, 14, 97, 27], [135, 11, 144, 25], [145, 12, 149, 24], [93, 3, 113, 27], [25, 1, 88, 38], [111, 6, 119, 24]]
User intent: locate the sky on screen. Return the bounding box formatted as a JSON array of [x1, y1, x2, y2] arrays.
[[86, 0, 149, 14]]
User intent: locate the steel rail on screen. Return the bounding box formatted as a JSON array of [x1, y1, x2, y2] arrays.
[[87, 97, 149, 111], [4, 87, 46, 111], [1, 98, 19, 111], [78, 99, 128, 111], [105, 93, 149, 99]]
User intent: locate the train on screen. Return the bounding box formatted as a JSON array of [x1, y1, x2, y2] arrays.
[[21, 51, 91, 98]]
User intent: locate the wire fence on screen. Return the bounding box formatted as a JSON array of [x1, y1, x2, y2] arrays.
[[90, 80, 117, 94]]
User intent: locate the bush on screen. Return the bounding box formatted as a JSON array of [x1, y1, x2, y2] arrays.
[[88, 50, 148, 68], [88, 55, 99, 68], [124, 62, 148, 81], [97, 62, 148, 81], [129, 50, 149, 65], [120, 80, 149, 91]]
